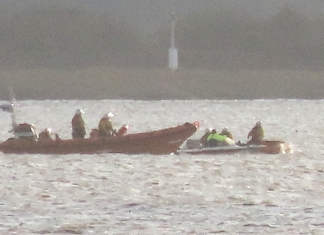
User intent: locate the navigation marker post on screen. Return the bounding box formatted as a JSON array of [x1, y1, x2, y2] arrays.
[[168, 13, 178, 72]]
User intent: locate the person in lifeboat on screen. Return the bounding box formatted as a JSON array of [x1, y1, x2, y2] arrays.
[[98, 112, 116, 137], [200, 128, 212, 147], [247, 121, 265, 145], [219, 127, 233, 140], [201, 127, 234, 147], [206, 129, 228, 147], [72, 109, 86, 139], [116, 124, 129, 137], [38, 128, 53, 141]]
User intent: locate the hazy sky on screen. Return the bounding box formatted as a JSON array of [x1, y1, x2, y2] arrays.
[[2, 0, 324, 33]]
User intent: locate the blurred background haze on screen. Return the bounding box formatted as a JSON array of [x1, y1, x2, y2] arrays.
[[1, 0, 324, 100]]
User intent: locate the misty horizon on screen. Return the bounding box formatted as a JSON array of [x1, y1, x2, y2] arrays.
[[1, 1, 324, 100], [1, 1, 324, 70]]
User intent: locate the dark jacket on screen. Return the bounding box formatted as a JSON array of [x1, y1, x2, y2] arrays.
[[72, 114, 86, 138]]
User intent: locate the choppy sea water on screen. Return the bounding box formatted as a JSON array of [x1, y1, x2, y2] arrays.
[[0, 99, 323, 234]]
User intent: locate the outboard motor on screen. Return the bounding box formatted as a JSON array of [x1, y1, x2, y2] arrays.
[[13, 123, 37, 141]]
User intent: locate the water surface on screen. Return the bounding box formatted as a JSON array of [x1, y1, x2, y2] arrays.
[[0, 99, 322, 234]]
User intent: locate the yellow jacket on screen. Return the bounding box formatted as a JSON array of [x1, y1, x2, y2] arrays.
[[98, 118, 113, 133]]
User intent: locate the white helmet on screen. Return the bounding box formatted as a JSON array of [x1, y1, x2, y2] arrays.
[[104, 112, 114, 119], [75, 109, 82, 115], [222, 127, 228, 132], [256, 121, 262, 126], [205, 128, 212, 133]]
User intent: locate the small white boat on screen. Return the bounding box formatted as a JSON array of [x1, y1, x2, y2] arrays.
[[176, 139, 293, 155]]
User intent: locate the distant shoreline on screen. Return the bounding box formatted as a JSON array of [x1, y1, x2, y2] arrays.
[[1, 67, 324, 100]]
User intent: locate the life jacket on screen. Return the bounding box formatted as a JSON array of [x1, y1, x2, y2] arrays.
[[249, 126, 264, 141], [98, 118, 113, 132], [207, 133, 227, 142]]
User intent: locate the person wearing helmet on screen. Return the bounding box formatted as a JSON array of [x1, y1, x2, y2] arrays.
[[247, 121, 264, 144], [39, 128, 52, 141], [219, 127, 233, 140], [200, 128, 212, 147], [71, 109, 86, 139], [98, 112, 116, 137]]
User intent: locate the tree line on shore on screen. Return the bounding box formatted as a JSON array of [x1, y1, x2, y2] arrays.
[[0, 3, 324, 70]]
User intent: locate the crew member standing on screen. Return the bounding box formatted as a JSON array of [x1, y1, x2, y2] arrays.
[[72, 109, 86, 139]]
